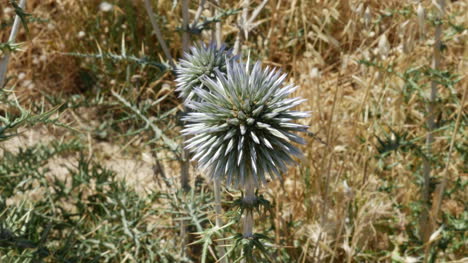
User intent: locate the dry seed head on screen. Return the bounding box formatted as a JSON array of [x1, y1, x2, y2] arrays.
[[182, 60, 309, 190]]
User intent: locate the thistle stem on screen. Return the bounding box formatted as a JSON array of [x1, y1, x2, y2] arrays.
[[181, 0, 190, 52], [191, 0, 206, 29], [142, 0, 176, 69], [242, 176, 256, 238], [214, 179, 223, 228], [213, 179, 227, 263], [234, 0, 250, 55], [243, 209, 254, 238], [421, 0, 445, 244], [0, 0, 27, 89], [214, 0, 222, 46]]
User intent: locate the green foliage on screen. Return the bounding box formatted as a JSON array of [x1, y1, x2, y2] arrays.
[[233, 233, 274, 263], [0, 145, 186, 262], [0, 90, 63, 142], [63, 51, 168, 72], [232, 191, 272, 216], [0, 42, 23, 54], [0, 107, 59, 141], [180, 8, 241, 35], [359, 23, 465, 263], [0, 140, 82, 198], [9, 0, 32, 33]]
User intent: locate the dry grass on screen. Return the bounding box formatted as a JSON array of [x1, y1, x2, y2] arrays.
[[1, 0, 466, 262]]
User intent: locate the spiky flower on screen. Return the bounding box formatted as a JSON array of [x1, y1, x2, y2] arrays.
[[182, 60, 309, 190], [175, 43, 234, 102]]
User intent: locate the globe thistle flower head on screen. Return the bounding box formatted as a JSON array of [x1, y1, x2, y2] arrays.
[[175, 43, 234, 102], [182, 60, 309, 190]]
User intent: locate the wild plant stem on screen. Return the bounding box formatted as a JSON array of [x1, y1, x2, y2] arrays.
[[111, 90, 178, 151], [241, 0, 250, 40], [179, 1, 191, 256], [180, 0, 191, 191], [425, 81, 466, 262], [180, 150, 190, 191], [243, 209, 254, 238], [142, 0, 176, 69], [241, 179, 255, 263], [432, 85, 466, 219], [421, 0, 445, 244], [181, 0, 190, 52], [213, 179, 223, 229], [242, 176, 256, 238], [0, 0, 27, 89], [214, 0, 222, 46], [191, 0, 206, 29], [213, 179, 227, 263], [247, 0, 269, 26], [234, 0, 250, 55]]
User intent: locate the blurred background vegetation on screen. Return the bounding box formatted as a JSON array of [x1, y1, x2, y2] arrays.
[[0, 0, 466, 262]]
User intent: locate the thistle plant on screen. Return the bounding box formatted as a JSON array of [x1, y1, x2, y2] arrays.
[[175, 43, 234, 102], [175, 42, 236, 262], [182, 59, 309, 241]]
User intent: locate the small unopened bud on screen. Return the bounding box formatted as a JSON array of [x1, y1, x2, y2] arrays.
[[18, 72, 26, 80], [341, 55, 350, 72], [364, 7, 372, 27], [355, 3, 364, 14], [310, 67, 320, 79], [429, 226, 444, 243], [378, 34, 390, 59], [398, 21, 412, 54], [360, 49, 371, 72], [99, 2, 113, 12], [362, 49, 370, 61], [343, 180, 352, 197], [77, 31, 86, 39]]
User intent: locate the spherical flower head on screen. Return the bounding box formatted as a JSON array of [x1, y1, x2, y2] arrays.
[[182, 60, 309, 190], [175, 43, 234, 102]]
